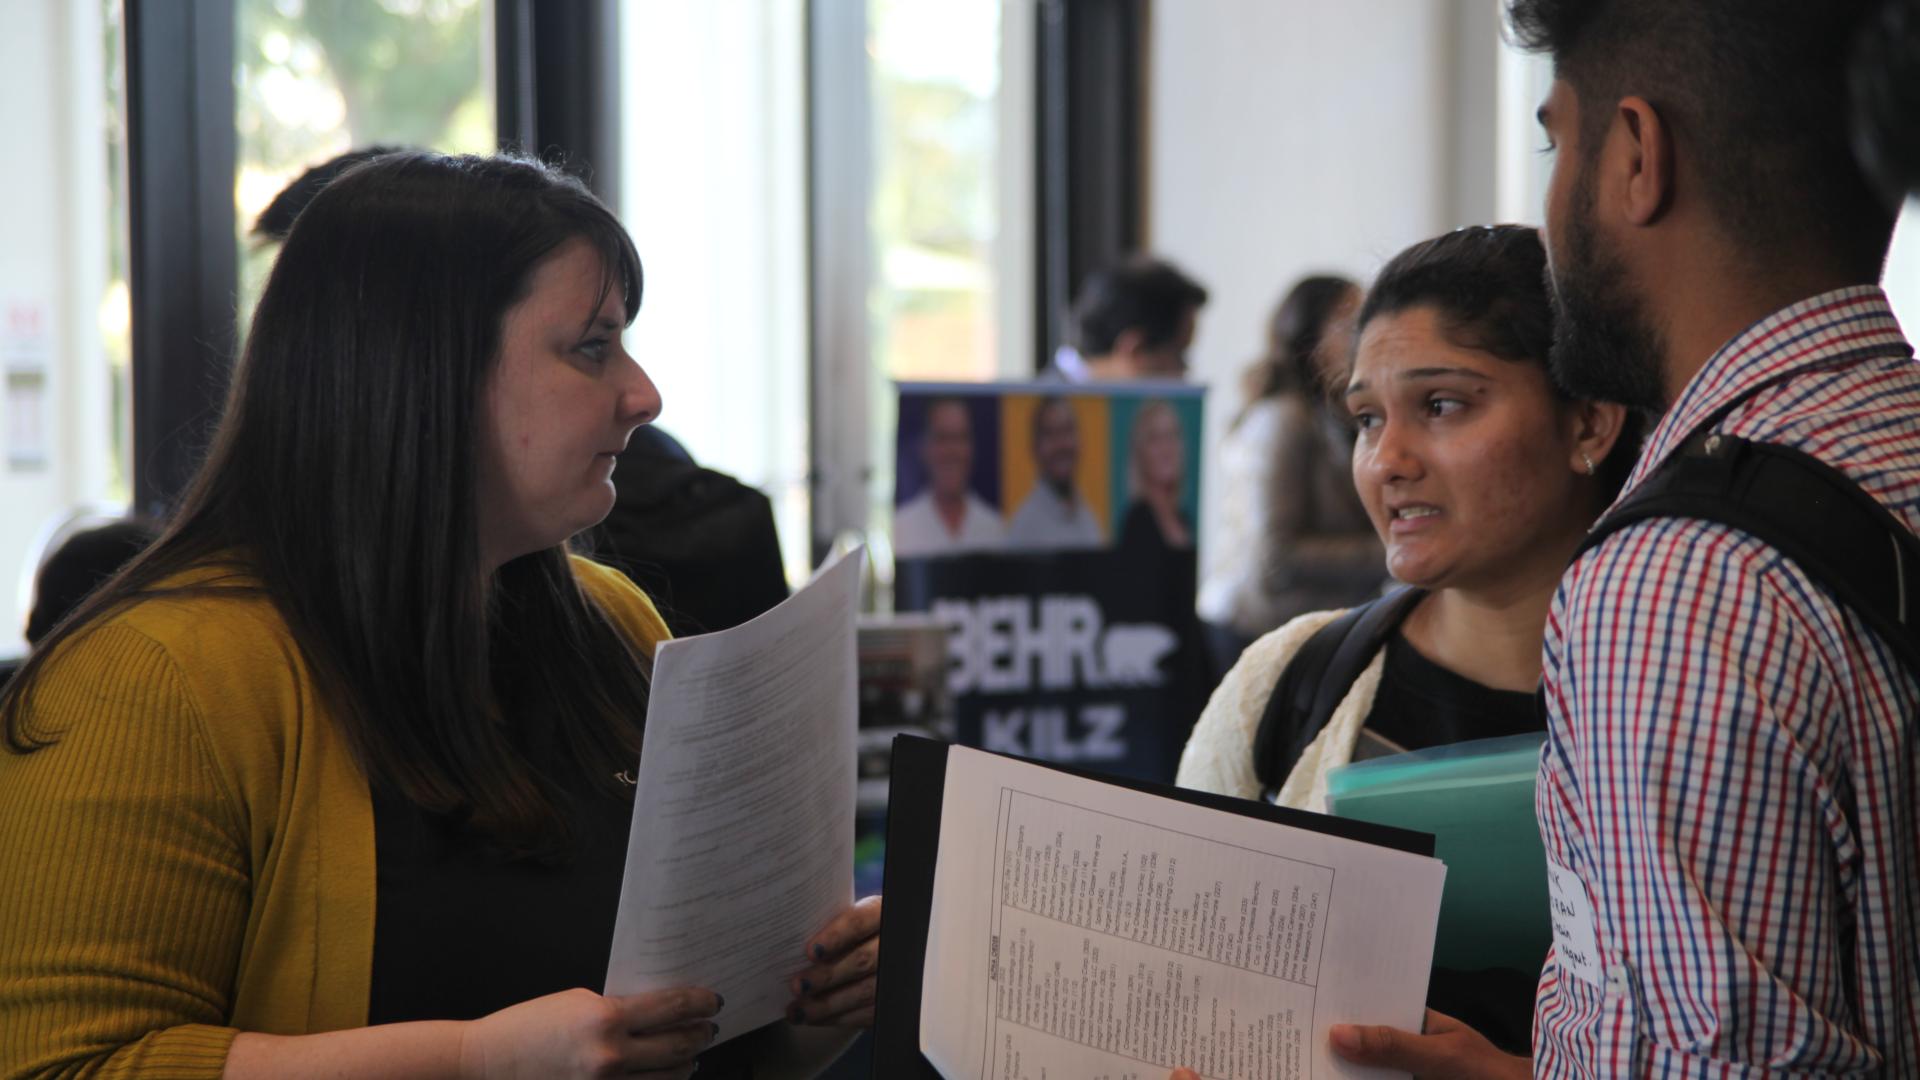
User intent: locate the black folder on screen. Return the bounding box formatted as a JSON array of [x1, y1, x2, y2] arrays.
[[871, 735, 1437, 1076]]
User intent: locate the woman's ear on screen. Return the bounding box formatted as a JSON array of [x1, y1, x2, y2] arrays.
[[1567, 399, 1630, 476]]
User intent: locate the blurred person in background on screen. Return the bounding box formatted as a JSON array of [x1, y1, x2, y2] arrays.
[[1197, 275, 1385, 676], [0, 518, 159, 692], [1048, 255, 1208, 382], [22, 518, 159, 646]]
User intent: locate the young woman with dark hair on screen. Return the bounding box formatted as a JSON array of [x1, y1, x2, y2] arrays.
[[1176, 225, 1639, 1054], [0, 152, 873, 1079]]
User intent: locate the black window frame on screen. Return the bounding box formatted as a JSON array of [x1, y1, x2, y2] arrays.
[[124, 0, 237, 515], [1033, 0, 1147, 370]]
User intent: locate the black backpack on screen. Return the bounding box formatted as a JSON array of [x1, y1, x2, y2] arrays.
[[590, 438, 790, 638], [1250, 585, 1424, 798], [1572, 426, 1920, 673], [1252, 418, 1920, 799]]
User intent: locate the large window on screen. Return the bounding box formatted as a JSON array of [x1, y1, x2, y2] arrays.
[[867, 0, 1003, 385], [806, 0, 1034, 580], [861, 0, 1013, 560], [618, 1, 1031, 584], [234, 0, 494, 320]]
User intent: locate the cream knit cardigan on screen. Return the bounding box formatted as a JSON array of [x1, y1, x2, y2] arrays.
[[1175, 607, 1386, 812]]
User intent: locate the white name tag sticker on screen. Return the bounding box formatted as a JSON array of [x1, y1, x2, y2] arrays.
[[1546, 858, 1604, 988]]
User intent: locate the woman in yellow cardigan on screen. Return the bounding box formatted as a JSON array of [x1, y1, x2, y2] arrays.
[[0, 153, 875, 1079]]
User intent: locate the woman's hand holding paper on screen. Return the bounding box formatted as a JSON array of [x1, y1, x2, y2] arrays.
[[458, 986, 721, 1079], [787, 895, 882, 1028]]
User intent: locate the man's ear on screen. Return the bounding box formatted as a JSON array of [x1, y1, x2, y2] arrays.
[[1111, 328, 1146, 363], [1614, 96, 1675, 228]]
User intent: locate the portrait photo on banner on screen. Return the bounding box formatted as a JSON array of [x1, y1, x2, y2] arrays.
[[891, 392, 1005, 560], [1107, 393, 1204, 558], [999, 393, 1112, 554]]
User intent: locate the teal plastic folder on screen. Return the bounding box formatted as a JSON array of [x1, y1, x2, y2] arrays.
[[1326, 733, 1551, 972]]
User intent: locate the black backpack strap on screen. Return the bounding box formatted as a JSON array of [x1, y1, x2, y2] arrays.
[[1576, 429, 1920, 672], [1251, 586, 1425, 797]]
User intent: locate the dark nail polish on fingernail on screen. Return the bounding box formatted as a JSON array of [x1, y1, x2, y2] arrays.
[[812, 944, 827, 960], [791, 1005, 807, 1023], [798, 978, 812, 993], [710, 1022, 721, 1039], [713, 993, 725, 1011]]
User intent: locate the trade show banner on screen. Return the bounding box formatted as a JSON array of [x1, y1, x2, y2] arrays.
[[892, 382, 1207, 782]]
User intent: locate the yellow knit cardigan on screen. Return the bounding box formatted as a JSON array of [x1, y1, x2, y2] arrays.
[[0, 557, 667, 1079]]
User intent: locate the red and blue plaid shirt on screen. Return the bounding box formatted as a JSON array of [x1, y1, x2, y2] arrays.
[[1534, 287, 1920, 1076]]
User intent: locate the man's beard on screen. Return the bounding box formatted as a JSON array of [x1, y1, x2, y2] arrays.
[[1546, 171, 1670, 412]]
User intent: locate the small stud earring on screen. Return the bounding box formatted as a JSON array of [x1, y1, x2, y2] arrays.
[[1580, 451, 1597, 476]]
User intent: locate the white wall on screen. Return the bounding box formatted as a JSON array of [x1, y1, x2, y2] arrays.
[[1150, 0, 1507, 570]]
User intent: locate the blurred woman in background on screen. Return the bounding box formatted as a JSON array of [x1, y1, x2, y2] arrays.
[[1198, 275, 1384, 677]]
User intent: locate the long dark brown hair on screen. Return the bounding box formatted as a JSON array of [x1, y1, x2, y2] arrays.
[[3, 152, 653, 860], [1236, 274, 1359, 425]]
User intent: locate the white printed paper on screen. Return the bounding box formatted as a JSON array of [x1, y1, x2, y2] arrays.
[[921, 746, 1447, 1079], [1545, 858, 1602, 988], [605, 549, 863, 1043]]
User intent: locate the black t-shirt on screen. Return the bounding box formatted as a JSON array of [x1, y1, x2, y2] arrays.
[[1361, 631, 1542, 752], [367, 731, 756, 1077], [1360, 630, 1544, 1055]]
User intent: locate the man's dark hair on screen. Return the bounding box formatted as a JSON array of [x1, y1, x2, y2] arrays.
[[1506, 0, 1898, 278], [1359, 224, 1640, 498], [1070, 256, 1208, 356], [252, 145, 405, 241], [1851, 0, 1920, 202]]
